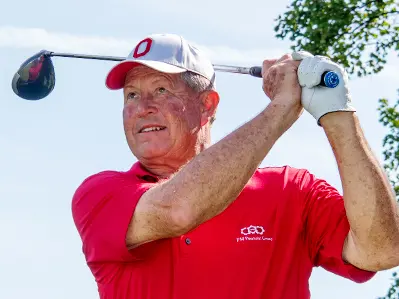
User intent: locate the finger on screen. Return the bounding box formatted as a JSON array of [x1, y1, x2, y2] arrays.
[[263, 53, 294, 78], [301, 86, 315, 110], [276, 53, 292, 63], [297, 57, 312, 87], [301, 57, 321, 87], [292, 50, 314, 61], [262, 58, 278, 77]]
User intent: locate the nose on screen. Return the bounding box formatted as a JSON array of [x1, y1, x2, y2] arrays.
[[136, 95, 158, 117]]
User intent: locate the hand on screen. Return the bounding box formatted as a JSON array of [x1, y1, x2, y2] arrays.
[[262, 54, 304, 127], [292, 51, 356, 126]]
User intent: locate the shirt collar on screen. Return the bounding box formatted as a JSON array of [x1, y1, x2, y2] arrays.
[[129, 161, 161, 183]]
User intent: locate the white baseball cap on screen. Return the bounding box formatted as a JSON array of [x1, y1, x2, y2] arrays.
[[105, 33, 215, 90]]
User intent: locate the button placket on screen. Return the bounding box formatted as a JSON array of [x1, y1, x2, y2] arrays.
[[180, 235, 193, 255]]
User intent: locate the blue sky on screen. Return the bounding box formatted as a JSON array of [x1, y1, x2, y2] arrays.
[[1, 1, 398, 298]]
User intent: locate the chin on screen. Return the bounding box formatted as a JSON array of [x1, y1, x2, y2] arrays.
[[133, 145, 171, 161]]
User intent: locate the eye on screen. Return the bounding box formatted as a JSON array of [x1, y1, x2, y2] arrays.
[[127, 92, 139, 100], [157, 87, 167, 94]]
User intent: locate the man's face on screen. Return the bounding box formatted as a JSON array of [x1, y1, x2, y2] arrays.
[[122, 66, 205, 165]]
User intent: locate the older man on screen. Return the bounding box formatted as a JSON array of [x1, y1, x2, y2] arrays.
[[72, 33, 399, 299]]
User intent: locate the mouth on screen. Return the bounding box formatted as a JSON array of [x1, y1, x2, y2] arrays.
[[138, 126, 167, 134]]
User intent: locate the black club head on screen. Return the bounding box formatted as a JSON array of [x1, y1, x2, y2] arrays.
[[12, 50, 56, 100]]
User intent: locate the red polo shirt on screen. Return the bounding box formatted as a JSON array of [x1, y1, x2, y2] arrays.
[[72, 162, 376, 299]]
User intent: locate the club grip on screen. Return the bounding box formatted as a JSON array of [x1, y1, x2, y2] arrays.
[[249, 67, 339, 88], [319, 71, 339, 88], [249, 66, 262, 78]]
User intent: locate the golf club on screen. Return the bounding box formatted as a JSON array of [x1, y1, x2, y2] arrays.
[[11, 50, 340, 101]]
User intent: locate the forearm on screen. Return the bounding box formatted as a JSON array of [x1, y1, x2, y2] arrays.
[[321, 112, 399, 269], [149, 101, 294, 232]]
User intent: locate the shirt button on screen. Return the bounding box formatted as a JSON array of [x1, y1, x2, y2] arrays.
[[185, 238, 191, 245]]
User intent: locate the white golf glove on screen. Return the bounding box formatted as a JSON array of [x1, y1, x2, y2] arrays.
[[292, 51, 356, 126]]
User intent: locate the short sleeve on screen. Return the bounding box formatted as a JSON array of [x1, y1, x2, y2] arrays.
[[297, 169, 376, 283], [71, 171, 153, 264]]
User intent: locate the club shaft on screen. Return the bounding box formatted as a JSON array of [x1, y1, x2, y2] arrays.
[[48, 52, 253, 75], [50, 52, 125, 61], [47, 51, 336, 87]]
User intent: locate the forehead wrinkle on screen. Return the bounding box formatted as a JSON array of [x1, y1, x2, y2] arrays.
[[125, 67, 179, 89]]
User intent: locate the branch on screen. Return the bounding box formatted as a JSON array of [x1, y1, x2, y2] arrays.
[[365, 36, 399, 46], [357, 0, 381, 11], [335, 10, 399, 41]]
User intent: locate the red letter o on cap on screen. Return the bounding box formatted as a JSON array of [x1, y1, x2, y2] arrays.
[[133, 38, 152, 58]]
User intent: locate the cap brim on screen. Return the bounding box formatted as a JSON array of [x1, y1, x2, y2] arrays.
[[105, 60, 187, 90]]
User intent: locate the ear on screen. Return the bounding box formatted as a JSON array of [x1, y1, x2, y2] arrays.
[[199, 90, 220, 126]]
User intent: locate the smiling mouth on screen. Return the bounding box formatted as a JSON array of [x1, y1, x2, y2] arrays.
[[139, 126, 167, 133]]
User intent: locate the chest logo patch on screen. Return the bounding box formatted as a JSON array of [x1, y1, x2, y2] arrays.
[[237, 225, 273, 243]]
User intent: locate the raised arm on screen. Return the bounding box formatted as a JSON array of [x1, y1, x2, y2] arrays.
[[321, 112, 399, 271], [127, 55, 303, 248], [291, 51, 399, 271]]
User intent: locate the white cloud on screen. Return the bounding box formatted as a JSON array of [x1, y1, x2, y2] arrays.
[[0, 26, 135, 56], [0, 25, 285, 66]]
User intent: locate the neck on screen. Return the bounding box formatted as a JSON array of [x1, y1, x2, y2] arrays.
[[140, 162, 181, 178], [139, 150, 197, 178]]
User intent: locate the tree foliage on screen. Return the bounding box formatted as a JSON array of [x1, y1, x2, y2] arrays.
[[376, 95, 399, 299], [274, 1, 399, 298], [275, 0, 399, 77], [378, 95, 399, 201], [377, 270, 399, 299]]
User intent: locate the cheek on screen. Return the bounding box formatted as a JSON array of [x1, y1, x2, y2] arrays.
[[167, 103, 186, 118], [163, 100, 200, 127], [123, 104, 135, 122]]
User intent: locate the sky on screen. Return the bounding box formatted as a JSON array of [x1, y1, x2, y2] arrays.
[[1, 0, 398, 298]]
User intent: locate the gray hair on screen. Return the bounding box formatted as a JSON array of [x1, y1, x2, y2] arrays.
[[180, 71, 217, 124]]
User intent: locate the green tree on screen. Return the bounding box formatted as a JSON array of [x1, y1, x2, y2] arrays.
[[274, 1, 399, 298]]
